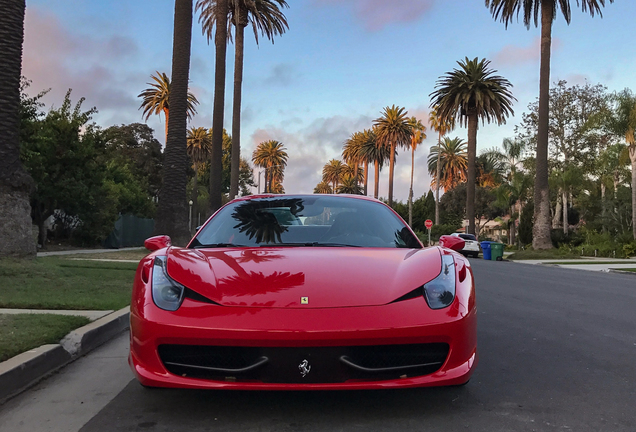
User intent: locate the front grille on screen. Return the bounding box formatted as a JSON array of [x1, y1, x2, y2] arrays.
[[158, 343, 449, 383]]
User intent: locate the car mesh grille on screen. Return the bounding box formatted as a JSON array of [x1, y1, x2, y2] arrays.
[[158, 343, 449, 383]]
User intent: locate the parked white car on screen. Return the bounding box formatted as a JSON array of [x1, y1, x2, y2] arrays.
[[450, 233, 480, 258]]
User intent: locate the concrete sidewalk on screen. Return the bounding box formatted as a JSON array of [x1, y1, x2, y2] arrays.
[[0, 309, 114, 321], [508, 257, 636, 272], [37, 247, 142, 257]]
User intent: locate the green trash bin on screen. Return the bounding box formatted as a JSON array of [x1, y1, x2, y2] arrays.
[[490, 242, 504, 261]]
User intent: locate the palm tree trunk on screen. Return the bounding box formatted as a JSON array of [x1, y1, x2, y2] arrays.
[[154, 0, 192, 245], [600, 181, 606, 233], [630, 147, 636, 239], [229, 6, 246, 199], [388, 142, 396, 206], [0, 0, 35, 257], [409, 145, 415, 226], [435, 131, 442, 225], [163, 108, 170, 144], [363, 161, 369, 195], [192, 161, 198, 229], [466, 113, 478, 235], [532, 3, 554, 249], [374, 160, 380, 199], [209, 0, 228, 213], [552, 192, 562, 228]]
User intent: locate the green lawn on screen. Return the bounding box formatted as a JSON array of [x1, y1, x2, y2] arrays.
[[63, 248, 149, 261], [613, 268, 636, 272], [0, 314, 90, 362], [0, 257, 137, 310]]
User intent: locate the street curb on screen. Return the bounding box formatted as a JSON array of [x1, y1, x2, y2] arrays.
[[0, 306, 130, 404]]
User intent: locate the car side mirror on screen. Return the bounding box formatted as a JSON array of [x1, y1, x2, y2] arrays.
[[438, 235, 465, 252], [144, 235, 172, 251]]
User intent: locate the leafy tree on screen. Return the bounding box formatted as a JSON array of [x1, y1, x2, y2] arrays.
[[373, 105, 412, 206], [518, 199, 534, 246], [138, 71, 199, 143], [428, 137, 468, 192], [429, 106, 455, 224], [441, 183, 505, 237], [430, 57, 515, 236], [486, 0, 614, 250], [0, 0, 36, 257], [252, 140, 287, 193], [103, 123, 163, 199], [407, 117, 426, 226]]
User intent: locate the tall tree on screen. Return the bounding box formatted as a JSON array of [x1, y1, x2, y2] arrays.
[[429, 106, 455, 225], [373, 105, 413, 206], [428, 137, 468, 192], [322, 159, 344, 192], [430, 57, 515, 235], [486, 0, 614, 249], [154, 0, 194, 244], [407, 117, 427, 226], [0, 0, 35, 257], [342, 132, 365, 192], [202, 0, 229, 212], [358, 128, 388, 199], [187, 127, 212, 226], [314, 181, 332, 194], [198, 0, 289, 200], [252, 140, 288, 193], [138, 71, 198, 143]]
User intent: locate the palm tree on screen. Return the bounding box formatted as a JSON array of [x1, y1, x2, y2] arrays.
[[342, 132, 365, 192], [337, 176, 363, 195], [429, 106, 455, 224], [0, 0, 35, 257], [427, 137, 468, 192], [373, 105, 413, 206], [322, 159, 344, 192], [138, 71, 199, 143], [430, 57, 515, 235], [154, 0, 196, 244], [406, 117, 426, 226], [252, 140, 288, 193], [486, 0, 614, 249], [197, 0, 289, 200], [314, 182, 333, 194], [476, 151, 504, 187], [358, 128, 389, 199], [187, 127, 212, 225]]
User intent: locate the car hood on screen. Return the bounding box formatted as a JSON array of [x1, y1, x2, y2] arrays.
[[165, 247, 442, 308]]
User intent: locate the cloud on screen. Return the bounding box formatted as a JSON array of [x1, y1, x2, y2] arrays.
[[312, 0, 435, 31], [263, 63, 298, 86], [493, 37, 562, 67], [21, 7, 163, 137]]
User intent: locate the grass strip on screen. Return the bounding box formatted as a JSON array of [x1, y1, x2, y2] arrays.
[[0, 314, 90, 362], [612, 268, 636, 272], [0, 257, 136, 310], [61, 248, 149, 261]]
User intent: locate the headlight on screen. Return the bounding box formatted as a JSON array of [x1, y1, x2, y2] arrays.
[[423, 254, 455, 309], [151, 256, 185, 311]]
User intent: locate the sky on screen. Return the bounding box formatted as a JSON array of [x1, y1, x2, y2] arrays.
[[22, 0, 636, 201]]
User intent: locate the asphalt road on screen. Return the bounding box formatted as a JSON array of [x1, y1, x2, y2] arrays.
[[3, 259, 636, 431]]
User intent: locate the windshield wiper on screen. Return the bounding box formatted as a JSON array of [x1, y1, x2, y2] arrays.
[[193, 243, 248, 249]]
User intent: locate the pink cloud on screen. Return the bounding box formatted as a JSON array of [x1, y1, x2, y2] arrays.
[[312, 0, 435, 31], [493, 37, 562, 67]]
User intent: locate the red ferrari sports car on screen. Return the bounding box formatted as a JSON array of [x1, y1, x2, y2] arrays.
[[129, 194, 477, 390]]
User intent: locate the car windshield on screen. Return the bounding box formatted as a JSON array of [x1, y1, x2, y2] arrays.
[[190, 196, 422, 249], [459, 234, 476, 241]]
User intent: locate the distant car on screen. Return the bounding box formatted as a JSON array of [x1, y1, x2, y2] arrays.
[[451, 233, 480, 258], [130, 195, 477, 390]]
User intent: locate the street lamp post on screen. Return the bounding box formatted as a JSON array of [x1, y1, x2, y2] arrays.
[[188, 200, 193, 233]]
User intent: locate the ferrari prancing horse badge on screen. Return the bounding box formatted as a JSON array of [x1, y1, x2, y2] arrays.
[[301, 297, 309, 304]]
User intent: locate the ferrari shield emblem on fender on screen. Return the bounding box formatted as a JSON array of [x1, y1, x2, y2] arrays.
[[298, 359, 311, 377], [301, 297, 309, 304]]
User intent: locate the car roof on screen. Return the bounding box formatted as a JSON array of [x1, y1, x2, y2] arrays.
[[229, 194, 384, 204]]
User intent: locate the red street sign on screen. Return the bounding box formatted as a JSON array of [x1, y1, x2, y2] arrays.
[[425, 219, 433, 230]]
